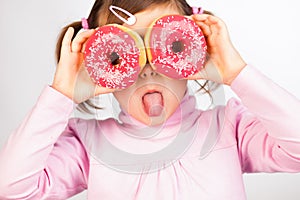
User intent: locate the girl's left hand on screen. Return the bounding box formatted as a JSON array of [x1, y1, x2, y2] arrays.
[[188, 14, 247, 85]]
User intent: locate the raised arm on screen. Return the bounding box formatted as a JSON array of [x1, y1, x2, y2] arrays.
[[192, 13, 300, 172], [0, 25, 113, 199], [0, 87, 89, 199], [229, 65, 300, 172]]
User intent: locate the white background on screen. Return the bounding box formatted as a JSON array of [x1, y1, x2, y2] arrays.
[[0, 0, 300, 199]]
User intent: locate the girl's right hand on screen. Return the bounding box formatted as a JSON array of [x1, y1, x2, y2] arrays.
[[52, 27, 115, 104]]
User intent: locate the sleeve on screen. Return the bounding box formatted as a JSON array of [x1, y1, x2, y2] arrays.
[[228, 65, 300, 173], [0, 86, 89, 200]]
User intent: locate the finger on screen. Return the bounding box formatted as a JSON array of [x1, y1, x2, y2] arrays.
[[194, 21, 211, 37], [192, 14, 219, 25], [186, 58, 223, 83], [200, 60, 223, 83], [192, 15, 219, 37], [191, 14, 209, 21], [186, 65, 210, 81], [72, 29, 95, 53], [77, 64, 116, 96], [80, 65, 117, 95], [194, 17, 228, 42], [61, 27, 74, 55]]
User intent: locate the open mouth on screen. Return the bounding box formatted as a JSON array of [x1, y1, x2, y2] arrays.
[[142, 91, 164, 117]]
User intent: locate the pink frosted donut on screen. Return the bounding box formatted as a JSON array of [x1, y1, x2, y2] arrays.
[[145, 15, 207, 79], [84, 24, 146, 89]]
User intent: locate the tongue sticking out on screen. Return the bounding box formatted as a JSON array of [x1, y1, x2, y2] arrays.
[[143, 92, 164, 117]]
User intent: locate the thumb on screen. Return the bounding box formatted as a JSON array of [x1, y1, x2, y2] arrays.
[[187, 57, 223, 83], [197, 60, 223, 83], [60, 27, 74, 56], [94, 85, 116, 96]]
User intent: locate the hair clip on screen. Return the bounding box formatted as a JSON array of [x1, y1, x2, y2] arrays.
[[194, 7, 204, 14], [81, 17, 89, 30], [186, 0, 204, 14], [109, 5, 136, 26]]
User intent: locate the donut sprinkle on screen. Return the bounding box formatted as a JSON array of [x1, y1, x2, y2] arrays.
[[148, 15, 207, 79], [84, 25, 142, 89]]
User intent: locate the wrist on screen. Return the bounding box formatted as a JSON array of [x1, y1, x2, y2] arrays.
[[223, 51, 247, 85], [51, 83, 74, 102]]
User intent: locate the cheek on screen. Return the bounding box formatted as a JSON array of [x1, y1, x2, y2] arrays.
[[128, 95, 142, 113], [127, 92, 152, 124], [167, 81, 187, 109], [113, 90, 131, 111], [169, 80, 187, 98], [114, 90, 144, 116], [163, 88, 183, 115]]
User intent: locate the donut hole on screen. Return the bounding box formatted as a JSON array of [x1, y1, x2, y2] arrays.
[[109, 52, 121, 65], [171, 40, 184, 53]]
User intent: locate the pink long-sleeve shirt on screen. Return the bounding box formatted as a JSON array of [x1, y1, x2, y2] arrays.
[[0, 65, 300, 200]]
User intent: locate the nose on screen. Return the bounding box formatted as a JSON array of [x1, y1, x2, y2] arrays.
[[140, 65, 157, 78]]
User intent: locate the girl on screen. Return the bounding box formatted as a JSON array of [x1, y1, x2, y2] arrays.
[[1, 0, 300, 199]]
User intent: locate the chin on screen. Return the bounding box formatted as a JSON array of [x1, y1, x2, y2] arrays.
[[139, 110, 169, 126]]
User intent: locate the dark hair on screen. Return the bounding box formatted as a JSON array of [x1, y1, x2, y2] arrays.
[[55, 0, 217, 113]]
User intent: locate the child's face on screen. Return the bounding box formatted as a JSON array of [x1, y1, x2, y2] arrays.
[[113, 5, 188, 126]]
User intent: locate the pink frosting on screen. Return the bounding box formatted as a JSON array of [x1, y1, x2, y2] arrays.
[[147, 15, 207, 79], [84, 25, 142, 89]]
